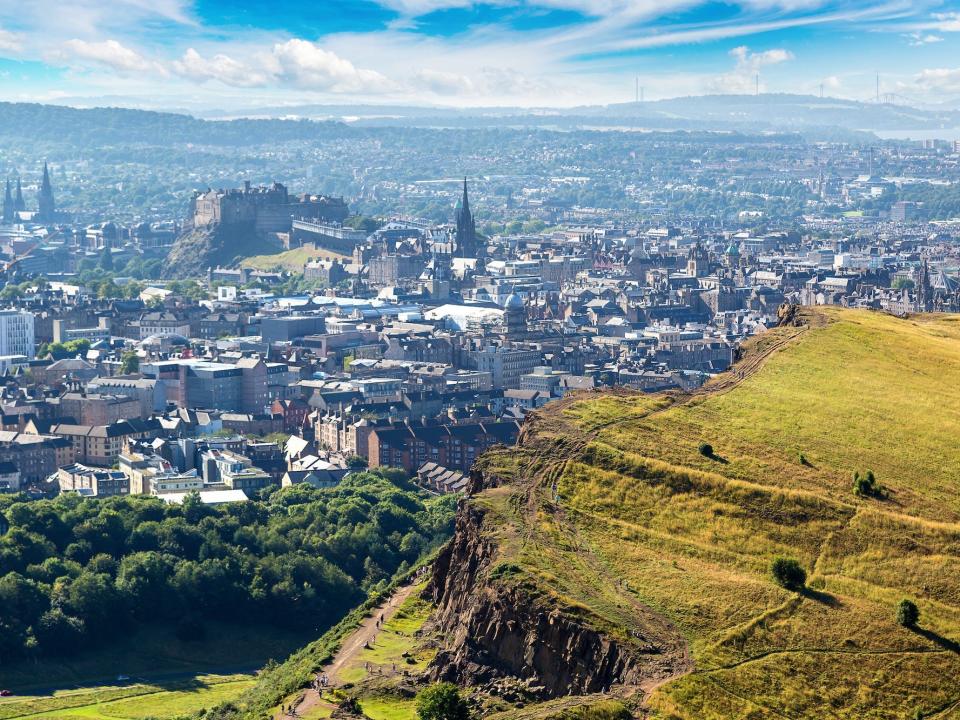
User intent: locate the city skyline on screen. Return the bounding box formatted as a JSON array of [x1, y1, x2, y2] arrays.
[[0, 0, 957, 109]]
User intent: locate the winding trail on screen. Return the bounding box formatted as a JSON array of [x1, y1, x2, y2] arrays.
[[281, 583, 418, 719]]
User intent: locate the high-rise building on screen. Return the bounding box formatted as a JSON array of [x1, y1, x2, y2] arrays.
[[0, 310, 35, 358], [455, 177, 478, 258], [37, 161, 55, 222]]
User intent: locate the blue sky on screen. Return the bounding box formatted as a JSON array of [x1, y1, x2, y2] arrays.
[[0, 0, 958, 108]]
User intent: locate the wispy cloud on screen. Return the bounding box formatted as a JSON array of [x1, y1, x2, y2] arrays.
[[0, 0, 953, 107], [706, 45, 794, 94], [56, 38, 159, 74]]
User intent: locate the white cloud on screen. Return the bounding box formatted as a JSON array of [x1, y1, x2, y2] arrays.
[[930, 12, 960, 32], [706, 45, 794, 93], [267, 39, 396, 93], [172, 41, 395, 94], [415, 69, 475, 95], [172, 48, 268, 87], [905, 32, 943, 45], [0, 27, 22, 53], [916, 67, 960, 93], [822, 74, 842, 90], [58, 38, 156, 73]]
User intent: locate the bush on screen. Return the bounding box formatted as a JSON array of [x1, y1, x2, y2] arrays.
[[853, 470, 881, 498], [698, 443, 713, 457], [416, 682, 469, 720], [770, 557, 806, 591], [896, 599, 920, 627]]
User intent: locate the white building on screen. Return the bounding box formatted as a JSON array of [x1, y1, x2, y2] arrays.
[[0, 310, 35, 358]]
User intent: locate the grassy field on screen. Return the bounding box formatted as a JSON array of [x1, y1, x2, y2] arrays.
[[472, 308, 960, 719], [0, 623, 304, 692], [0, 674, 254, 720], [241, 246, 350, 271]]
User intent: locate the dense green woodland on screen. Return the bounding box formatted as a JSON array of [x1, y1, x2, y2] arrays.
[[0, 470, 455, 663]]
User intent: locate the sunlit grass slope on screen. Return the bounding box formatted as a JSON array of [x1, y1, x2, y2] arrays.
[[478, 308, 960, 720]]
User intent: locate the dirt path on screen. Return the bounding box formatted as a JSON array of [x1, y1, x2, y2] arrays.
[[281, 583, 418, 719]]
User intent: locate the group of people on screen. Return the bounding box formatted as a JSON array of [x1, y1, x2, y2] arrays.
[[312, 672, 330, 691]]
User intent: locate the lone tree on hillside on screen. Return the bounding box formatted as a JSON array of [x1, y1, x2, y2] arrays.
[[698, 442, 713, 458], [897, 599, 920, 628], [770, 557, 807, 591], [416, 682, 469, 720]]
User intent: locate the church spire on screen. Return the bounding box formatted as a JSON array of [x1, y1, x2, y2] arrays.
[[454, 176, 478, 258], [37, 160, 55, 222], [14, 177, 24, 212]]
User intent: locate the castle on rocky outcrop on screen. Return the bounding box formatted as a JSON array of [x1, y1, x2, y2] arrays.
[[190, 181, 348, 235]]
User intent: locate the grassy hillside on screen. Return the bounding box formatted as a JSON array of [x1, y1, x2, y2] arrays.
[[471, 308, 960, 719], [242, 246, 350, 272]]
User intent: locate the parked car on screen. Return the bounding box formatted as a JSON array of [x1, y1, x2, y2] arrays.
[[0, 690, 12, 697]]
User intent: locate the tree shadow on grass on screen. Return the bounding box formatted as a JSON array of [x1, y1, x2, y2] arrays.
[[800, 587, 842, 608], [913, 627, 960, 654]]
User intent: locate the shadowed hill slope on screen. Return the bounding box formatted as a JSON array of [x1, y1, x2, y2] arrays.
[[428, 307, 960, 719]]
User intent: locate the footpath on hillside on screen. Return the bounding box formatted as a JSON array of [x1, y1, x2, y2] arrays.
[[278, 582, 419, 719]]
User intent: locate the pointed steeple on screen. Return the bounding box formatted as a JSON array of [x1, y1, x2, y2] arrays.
[[454, 176, 477, 258], [37, 160, 55, 221], [14, 177, 24, 212]]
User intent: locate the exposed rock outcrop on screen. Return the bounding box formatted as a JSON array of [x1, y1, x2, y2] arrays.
[[163, 222, 278, 278], [426, 497, 690, 699]]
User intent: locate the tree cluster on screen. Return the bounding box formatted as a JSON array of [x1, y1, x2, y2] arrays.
[[0, 470, 456, 662]]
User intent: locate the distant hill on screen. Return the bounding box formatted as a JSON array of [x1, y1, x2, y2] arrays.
[[199, 93, 960, 135], [0, 102, 350, 147], [425, 307, 960, 717], [2, 94, 954, 141]]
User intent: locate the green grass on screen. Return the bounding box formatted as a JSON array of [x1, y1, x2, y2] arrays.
[[0, 623, 304, 693], [358, 697, 417, 720], [338, 585, 435, 685], [242, 246, 349, 271], [472, 308, 960, 719], [0, 675, 253, 720]]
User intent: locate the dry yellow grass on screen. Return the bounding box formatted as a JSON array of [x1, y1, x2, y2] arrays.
[[476, 308, 960, 719]]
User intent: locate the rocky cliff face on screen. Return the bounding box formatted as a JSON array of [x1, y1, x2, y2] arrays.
[[163, 222, 277, 278], [426, 485, 688, 699]]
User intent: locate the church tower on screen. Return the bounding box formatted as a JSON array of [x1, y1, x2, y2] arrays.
[[37, 161, 55, 222], [14, 177, 25, 212], [455, 178, 478, 258], [918, 259, 933, 313], [2, 180, 12, 224]]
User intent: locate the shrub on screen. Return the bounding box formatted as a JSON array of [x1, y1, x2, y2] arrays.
[[770, 557, 806, 591], [798, 453, 809, 466], [698, 443, 713, 457], [416, 682, 469, 720], [896, 599, 920, 627], [853, 470, 880, 497]]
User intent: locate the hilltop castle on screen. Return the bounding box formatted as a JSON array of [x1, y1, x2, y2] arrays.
[[190, 181, 349, 235]]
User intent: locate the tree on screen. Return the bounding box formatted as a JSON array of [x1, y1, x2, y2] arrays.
[[416, 682, 469, 720], [99, 246, 114, 271], [346, 454, 368, 470], [897, 599, 920, 627], [698, 442, 713, 457], [119, 352, 140, 375], [770, 557, 806, 591]]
